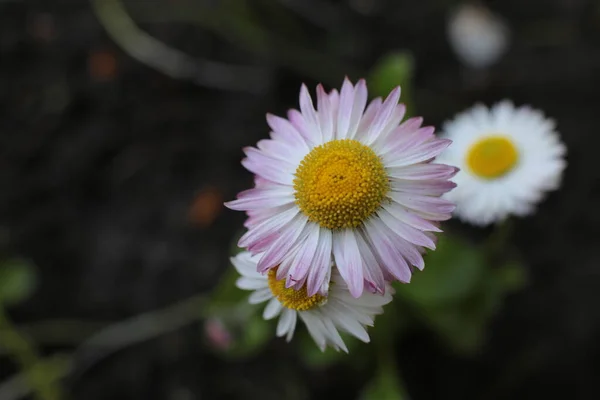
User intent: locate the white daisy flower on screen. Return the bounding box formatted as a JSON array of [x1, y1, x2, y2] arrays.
[[225, 79, 457, 298], [436, 100, 567, 226], [231, 251, 394, 352]]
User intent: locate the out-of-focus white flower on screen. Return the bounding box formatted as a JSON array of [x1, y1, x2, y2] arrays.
[[232, 251, 393, 352], [447, 3, 509, 69], [436, 101, 567, 226]]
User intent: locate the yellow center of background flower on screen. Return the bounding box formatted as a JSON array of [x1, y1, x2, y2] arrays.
[[293, 139, 389, 230], [267, 269, 326, 311], [466, 136, 519, 179]]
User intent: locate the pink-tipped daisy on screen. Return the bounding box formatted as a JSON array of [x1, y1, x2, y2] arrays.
[[232, 251, 394, 352], [226, 78, 457, 298]]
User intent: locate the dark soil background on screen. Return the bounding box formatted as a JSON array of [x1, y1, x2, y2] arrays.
[[1, 0, 600, 399]]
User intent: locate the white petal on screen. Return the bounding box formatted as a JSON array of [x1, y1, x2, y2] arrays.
[[236, 277, 267, 290], [299, 312, 328, 351], [248, 288, 273, 304], [263, 298, 283, 320], [230, 252, 263, 278], [277, 309, 297, 337], [285, 312, 297, 342], [325, 305, 370, 343]]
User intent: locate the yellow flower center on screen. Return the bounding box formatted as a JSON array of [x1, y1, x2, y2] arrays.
[[466, 136, 519, 179], [267, 269, 327, 311], [293, 139, 389, 230]]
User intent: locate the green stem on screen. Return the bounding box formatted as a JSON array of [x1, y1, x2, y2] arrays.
[[0, 306, 64, 400], [372, 304, 410, 400], [485, 218, 514, 263]]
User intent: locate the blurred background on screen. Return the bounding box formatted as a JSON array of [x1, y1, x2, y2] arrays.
[[1, 0, 600, 399]]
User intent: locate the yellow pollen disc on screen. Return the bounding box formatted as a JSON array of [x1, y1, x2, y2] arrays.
[[466, 135, 519, 179], [267, 269, 327, 311], [293, 139, 389, 230]]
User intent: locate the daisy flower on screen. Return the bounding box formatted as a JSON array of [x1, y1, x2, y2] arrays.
[[225, 79, 457, 298], [231, 251, 393, 352], [447, 3, 509, 69], [436, 100, 567, 226]]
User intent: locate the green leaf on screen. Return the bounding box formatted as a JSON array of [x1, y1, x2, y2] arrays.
[[368, 51, 415, 113], [0, 258, 38, 306], [414, 259, 527, 355], [422, 299, 488, 354], [397, 234, 485, 307], [359, 364, 407, 400]]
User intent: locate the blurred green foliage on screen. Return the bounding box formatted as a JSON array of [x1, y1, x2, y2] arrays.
[[397, 234, 526, 354], [0, 258, 37, 307], [359, 363, 407, 400], [368, 52, 415, 114]]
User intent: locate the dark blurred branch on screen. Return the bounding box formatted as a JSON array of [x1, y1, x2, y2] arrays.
[[277, 0, 341, 28], [128, 0, 359, 85], [0, 292, 211, 399], [0, 320, 108, 353], [0, 355, 71, 400], [69, 292, 208, 379], [91, 0, 270, 93]]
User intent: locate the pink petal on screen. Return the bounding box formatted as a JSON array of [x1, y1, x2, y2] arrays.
[[385, 138, 452, 168], [238, 206, 297, 249], [354, 97, 382, 141], [389, 179, 457, 197], [225, 187, 294, 211], [336, 77, 355, 139], [241, 148, 294, 185], [364, 86, 401, 145], [266, 113, 309, 152], [275, 244, 300, 281], [389, 192, 456, 221], [371, 103, 407, 151], [381, 201, 442, 232], [299, 84, 322, 142], [256, 138, 304, 165], [386, 163, 459, 180], [332, 229, 365, 298], [306, 227, 333, 296], [288, 109, 319, 146], [316, 84, 334, 142], [257, 214, 308, 272], [346, 79, 368, 139], [380, 126, 434, 158], [377, 208, 436, 249], [286, 223, 320, 289], [364, 219, 412, 283], [354, 230, 385, 294]]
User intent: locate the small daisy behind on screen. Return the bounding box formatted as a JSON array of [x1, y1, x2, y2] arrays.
[[436, 100, 566, 226], [231, 251, 393, 352]]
